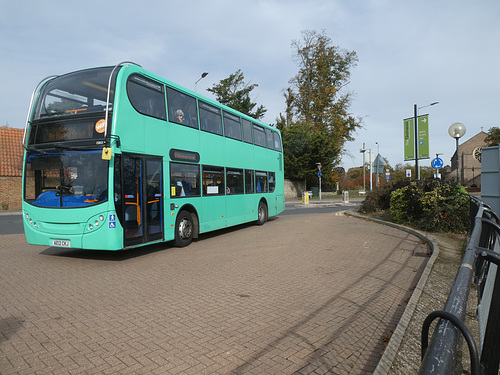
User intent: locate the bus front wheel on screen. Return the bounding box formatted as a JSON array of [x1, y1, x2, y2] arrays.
[[174, 210, 194, 247], [257, 201, 268, 226]]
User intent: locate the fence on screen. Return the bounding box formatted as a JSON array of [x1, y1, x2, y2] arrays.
[[419, 196, 500, 374]]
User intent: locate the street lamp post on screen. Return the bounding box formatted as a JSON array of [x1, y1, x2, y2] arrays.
[[375, 142, 380, 186], [414, 102, 439, 180], [194, 72, 209, 92], [368, 149, 373, 191], [448, 122, 466, 183], [360, 144, 366, 193]]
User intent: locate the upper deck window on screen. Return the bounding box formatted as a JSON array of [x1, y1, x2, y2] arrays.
[[273, 131, 282, 152], [253, 124, 266, 147], [265, 129, 274, 150], [166, 87, 198, 129], [223, 111, 242, 141], [242, 119, 253, 144], [199, 102, 223, 136], [127, 75, 166, 120], [33, 67, 116, 121]]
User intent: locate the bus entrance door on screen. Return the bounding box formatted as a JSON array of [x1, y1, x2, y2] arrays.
[[123, 155, 163, 247]]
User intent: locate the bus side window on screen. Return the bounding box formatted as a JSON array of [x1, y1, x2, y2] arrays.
[[127, 74, 166, 120], [202, 166, 224, 195], [170, 162, 200, 197], [245, 169, 255, 194], [226, 168, 244, 194], [223, 111, 242, 141], [166, 87, 198, 129], [256, 171, 268, 193], [253, 124, 266, 147], [273, 131, 282, 152], [242, 119, 253, 143], [200, 102, 223, 136], [269, 172, 276, 193], [266, 129, 274, 149]]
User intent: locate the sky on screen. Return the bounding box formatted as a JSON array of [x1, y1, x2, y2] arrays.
[[1, 0, 499, 172]]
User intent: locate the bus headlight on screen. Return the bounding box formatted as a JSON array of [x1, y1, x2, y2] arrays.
[[85, 213, 107, 232]]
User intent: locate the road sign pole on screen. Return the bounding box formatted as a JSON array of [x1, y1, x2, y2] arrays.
[[414, 104, 419, 180], [319, 175, 322, 200], [317, 163, 322, 200]]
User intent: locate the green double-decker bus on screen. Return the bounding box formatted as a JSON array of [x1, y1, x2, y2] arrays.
[[22, 62, 284, 250]]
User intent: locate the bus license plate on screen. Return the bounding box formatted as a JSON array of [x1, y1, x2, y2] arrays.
[[52, 239, 71, 248]]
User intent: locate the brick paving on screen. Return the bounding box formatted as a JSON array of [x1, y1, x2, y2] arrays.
[[0, 212, 428, 374]]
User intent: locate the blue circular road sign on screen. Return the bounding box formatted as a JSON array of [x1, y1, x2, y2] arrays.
[[431, 157, 444, 169]]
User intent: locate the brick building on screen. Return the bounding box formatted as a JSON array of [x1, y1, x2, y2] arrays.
[[446, 131, 487, 188], [0, 127, 24, 210]]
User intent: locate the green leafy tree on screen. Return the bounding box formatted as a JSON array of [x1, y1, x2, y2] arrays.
[[281, 121, 339, 186], [207, 69, 266, 120], [282, 30, 362, 185], [485, 127, 500, 146]]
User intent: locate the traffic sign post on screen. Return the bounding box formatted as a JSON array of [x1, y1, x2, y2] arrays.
[[431, 157, 444, 169], [431, 156, 444, 179], [316, 163, 322, 200]]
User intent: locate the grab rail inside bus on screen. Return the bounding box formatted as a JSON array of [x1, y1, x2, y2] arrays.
[[104, 61, 141, 138], [22, 75, 58, 149]]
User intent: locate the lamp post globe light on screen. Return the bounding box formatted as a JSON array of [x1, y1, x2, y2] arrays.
[[448, 122, 466, 183]]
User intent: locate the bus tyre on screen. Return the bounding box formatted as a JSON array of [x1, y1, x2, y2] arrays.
[[174, 211, 194, 247], [257, 201, 268, 226]]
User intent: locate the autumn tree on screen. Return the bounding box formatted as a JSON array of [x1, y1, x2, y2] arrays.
[[281, 30, 362, 185], [207, 69, 266, 120], [485, 127, 500, 146]]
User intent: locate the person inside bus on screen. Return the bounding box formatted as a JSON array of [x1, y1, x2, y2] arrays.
[[181, 176, 191, 196], [175, 109, 185, 124]]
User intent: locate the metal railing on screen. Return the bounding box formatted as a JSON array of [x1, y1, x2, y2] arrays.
[[420, 196, 500, 374]]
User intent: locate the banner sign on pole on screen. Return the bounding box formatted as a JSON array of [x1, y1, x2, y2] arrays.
[[404, 118, 415, 161], [418, 115, 430, 159]]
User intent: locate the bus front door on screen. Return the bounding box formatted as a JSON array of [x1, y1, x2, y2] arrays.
[[123, 155, 163, 247]]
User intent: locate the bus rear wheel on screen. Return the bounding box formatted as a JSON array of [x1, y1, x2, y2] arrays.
[[257, 201, 268, 226], [174, 210, 194, 247]]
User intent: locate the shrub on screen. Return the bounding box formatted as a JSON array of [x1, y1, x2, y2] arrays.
[[360, 180, 470, 233], [359, 179, 413, 213], [389, 180, 469, 233]]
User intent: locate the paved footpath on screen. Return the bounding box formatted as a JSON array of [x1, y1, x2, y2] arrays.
[[0, 212, 428, 374]]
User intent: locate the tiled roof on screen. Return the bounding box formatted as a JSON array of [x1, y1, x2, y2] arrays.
[[0, 127, 24, 177]]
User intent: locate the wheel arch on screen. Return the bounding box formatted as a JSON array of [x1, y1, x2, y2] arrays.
[[178, 204, 199, 239], [259, 197, 268, 210]]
